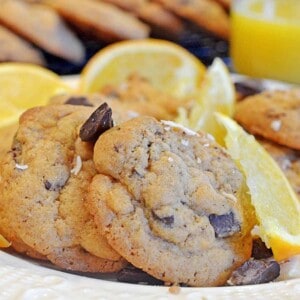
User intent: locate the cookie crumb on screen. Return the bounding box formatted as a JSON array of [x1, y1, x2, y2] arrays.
[[197, 157, 202, 164], [15, 163, 28, 170], [181, 139, 189, 146], [270, 120, 282, 131], [222, 191, 237, 202], [169, 284, 181, 295], [207, 133, 215, 141], [70, 155, 82, 175], [168, 157, 174, 162], [161, 120, 197, 136]]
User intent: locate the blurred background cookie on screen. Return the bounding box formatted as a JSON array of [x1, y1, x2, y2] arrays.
[[0, 0, 231, 74]]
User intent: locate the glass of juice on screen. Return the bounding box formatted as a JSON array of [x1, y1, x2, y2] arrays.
[[230, 0, 300, 84]]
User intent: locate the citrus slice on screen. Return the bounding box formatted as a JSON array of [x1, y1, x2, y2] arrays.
[[0, 234, 10, 248], [216, 113, 300, 261], [79, 39, 206, 98], [0, 63, 71, 127], [176, 58, 235, 143]]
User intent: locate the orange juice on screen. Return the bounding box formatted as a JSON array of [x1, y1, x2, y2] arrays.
[[230, 0, 300, 84]]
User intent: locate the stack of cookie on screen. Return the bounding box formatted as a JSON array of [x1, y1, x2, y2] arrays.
[[0, 73, 262, 287], [234, 89, 300, 200], [0, 0, 231, 72]]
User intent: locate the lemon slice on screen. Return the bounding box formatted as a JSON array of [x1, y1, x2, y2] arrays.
[[216, 113, 300, 261], [0, 63, 71, 128], [0, 234, 10, 248], [176, 58, 235, 143], [79, 39, 206, 98]]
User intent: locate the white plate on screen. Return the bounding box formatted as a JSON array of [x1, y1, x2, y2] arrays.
[[1, 75, 300, 300], [1, 249, 300, 300]]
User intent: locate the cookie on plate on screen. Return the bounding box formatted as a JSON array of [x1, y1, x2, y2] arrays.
[[153, 0, 230, 39], [88, 116, 254, 286], [235, 89, 300, 150], [43, 0, 150, 42], [0, 0, 85, 63], [0, 104, 127, 272]]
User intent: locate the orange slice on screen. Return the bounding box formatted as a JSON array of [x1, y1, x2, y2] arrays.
[[216, 113, 300, 261], [79, 39, 206, 98]]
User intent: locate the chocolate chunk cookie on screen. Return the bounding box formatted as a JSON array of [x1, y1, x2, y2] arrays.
[[0, 104, 126, 272], [88, 116, 254, 286], [235, 89, 300, 150]]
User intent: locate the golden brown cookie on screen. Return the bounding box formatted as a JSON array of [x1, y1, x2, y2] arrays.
[[0, 104, 126, 272], [0, 0, 85, 63], [88, 116, 253, 286], [43, 0, 150, 42], [235, 89, 300, 150], [153, 0, 230, 39], [100, 74, 189, 120], [214, 0, 231, 10], [0, 24, 45, 65], [102, 0, 184, 38]]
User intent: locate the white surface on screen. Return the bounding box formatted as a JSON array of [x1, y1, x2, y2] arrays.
[[1, 250, 300, 300], [1, 74, 299, 300]]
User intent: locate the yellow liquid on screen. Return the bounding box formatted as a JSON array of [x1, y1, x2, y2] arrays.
[[230, 0, 300, 84]]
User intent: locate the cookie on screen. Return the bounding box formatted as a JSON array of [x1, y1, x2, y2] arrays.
[[43, 0, 150, 42], [258, 138, 300, 198], [88, 116, 254, 286], [0, 0, 85, 63], [49, 94, 140, 124], [100, 74, 189, 120], [102, 0, 184, 38], [235, 89, 300, 150], [214, 0, 231, 10], [0, 104, 127, 272], [153, 0, 230, 39], [0, 24, 45, 65]]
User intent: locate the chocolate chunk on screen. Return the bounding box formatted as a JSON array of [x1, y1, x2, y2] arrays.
[[79, 102, 113, 142], [235, 81, 263, 101], [251, 238, 273, 259], [228, 258, 280, 286], [117, 265, 163, 285], [209, 211, 240, 238], [64, 96, 93, 107], [152, 211, 174, 226], [44, 180, 52, 190]]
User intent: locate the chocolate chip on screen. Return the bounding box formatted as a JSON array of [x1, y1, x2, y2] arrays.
[[251, 238, 273, 259], [79, 102, 113, 142], [228, 259, 280, 286], [117, 265, 163, 285], [234, 81, 263, 101], [152, 211, 174, 226], [44, 180, 52, 190], [208, 211, 240, 238], [64, 96, 93, 107]]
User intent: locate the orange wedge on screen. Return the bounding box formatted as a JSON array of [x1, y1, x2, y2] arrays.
[[176, 58, 235, 144], [216, 113, 300, 261], [0, 63, 71, 128]]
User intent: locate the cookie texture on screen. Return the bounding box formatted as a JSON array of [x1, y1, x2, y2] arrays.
[[259, 138, 300, 199], [101, 74, 189, 120], [88, 116, 253, 286], [235, 89, 300, 150], [0, 104, 126, 272], [153, 0, 230, 39]]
